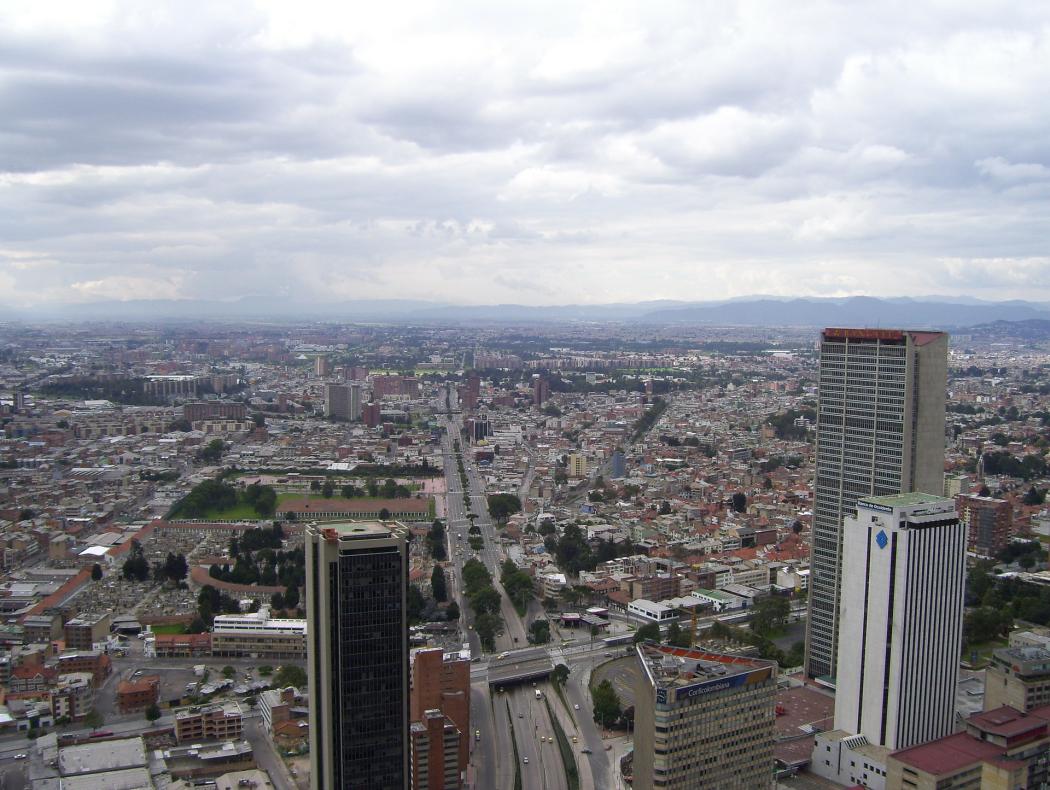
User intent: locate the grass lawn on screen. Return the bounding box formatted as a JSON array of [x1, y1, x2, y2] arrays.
[[199, 501, 264, 520], [150, 623, 187, 635], [194, 489, 433, 521], [962, 638, 1009, 668]]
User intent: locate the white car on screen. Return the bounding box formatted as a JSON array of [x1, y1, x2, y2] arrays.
[[523, 757, 529, 764], [574, 704, 580, 710], [14, 754, 26, 760]]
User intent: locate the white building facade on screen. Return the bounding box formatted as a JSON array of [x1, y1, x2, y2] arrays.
[[834, 493, 965, 750]]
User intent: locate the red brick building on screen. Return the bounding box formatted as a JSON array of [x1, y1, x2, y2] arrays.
[[957, 495, 1013, 557], [117, 675, 160, 713], [410, 648, 470, 783]]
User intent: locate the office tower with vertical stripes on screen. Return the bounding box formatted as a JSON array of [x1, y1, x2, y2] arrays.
[[804, 328, 948, 682], [834, 493, 965, 749], [307, 521, 409, 790]]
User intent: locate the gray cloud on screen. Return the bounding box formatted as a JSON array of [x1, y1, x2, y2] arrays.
[[1, 0, 1049, 308]]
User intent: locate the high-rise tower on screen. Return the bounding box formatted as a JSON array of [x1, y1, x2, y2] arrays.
[[834, 493, 965, 749], [805, 328, 948, 681], [307, 521, 409, 789]]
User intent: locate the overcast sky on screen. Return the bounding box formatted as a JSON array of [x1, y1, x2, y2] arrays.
[[1, 1, 1049, 308]]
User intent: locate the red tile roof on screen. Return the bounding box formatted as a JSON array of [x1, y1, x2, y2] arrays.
[[891, 732, 1002, 775], [968, 706, 1048, 739], [277, 497, 430, 514]]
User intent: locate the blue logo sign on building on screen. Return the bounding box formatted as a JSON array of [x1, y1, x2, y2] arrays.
[[875, 529, 888, 550]]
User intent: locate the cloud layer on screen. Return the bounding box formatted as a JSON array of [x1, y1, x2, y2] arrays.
[[2, 1, 1049, 307]]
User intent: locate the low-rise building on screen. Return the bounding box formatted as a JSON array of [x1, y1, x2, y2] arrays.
[[811, 730, 890, 789], [887, 704, 1050, 788], [627, 599, 676, 624], [116, 675, 160, 713], [175, 702, 244, 744], [211, 608, 306, 660], [984, 646, 1050, 712], [63, 612, 111, 651]]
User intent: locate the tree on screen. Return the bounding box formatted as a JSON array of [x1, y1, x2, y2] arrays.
[[474, 612, 504, 651], [470, 586, 502, 616], [528, 619, 551, 644], [658, 501, 672, 515], [591, 679, 622, 729], [633, 623, 661, 643], [445, 601, 460, 621], [487, 493, 523, 522], [84, 710, 103, 730], [222, 665, 236, 678], [552, 664, 570, 685], [431, 566, 448, 602], [90, 563, 103, 581], [274, 665, 308, 689], [750, 596, 791, 636], [285, 586, 300, 609], [122, 539, 150, 582], [731, 492, 747, 513], [408, 584, 426, 623], [321, 481, 334, 498], [665, 621, 691, 648], [1024, 487, 1046, 506], [270, 591, 285, 610], [145, 704, 161, 723], [379, 508, 391, 521], [196, 438, 225, 463]]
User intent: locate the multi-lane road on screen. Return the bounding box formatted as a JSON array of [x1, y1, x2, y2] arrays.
[[439, 412, 528, 651]]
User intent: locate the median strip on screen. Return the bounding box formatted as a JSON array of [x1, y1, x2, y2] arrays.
[[544, 696, 580, 790], [505, 700, 524, 790]]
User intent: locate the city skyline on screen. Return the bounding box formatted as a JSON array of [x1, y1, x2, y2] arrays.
[[2, 2, 1050, 308]]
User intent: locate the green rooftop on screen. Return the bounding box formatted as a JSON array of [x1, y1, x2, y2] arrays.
[[861, 492, 950, 507]]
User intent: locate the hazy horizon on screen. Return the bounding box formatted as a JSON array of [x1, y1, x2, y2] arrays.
[[2, 2, 1049, 309]]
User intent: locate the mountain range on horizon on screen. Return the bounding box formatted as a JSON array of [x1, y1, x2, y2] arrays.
[[5, 295, 1050, 328]]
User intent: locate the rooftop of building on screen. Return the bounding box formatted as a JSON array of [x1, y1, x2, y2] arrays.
[[308, 521, 397, 541], [862, 492, 952, 508], [891, 705, 1050, 775], [58, 737, 147, 776], [636, 642, 776, 692], [992, 645, 1050, 671]]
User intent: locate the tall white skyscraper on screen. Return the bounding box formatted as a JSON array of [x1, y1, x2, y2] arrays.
[[805, 328, 948, 681], [834, 493, 965, 750]]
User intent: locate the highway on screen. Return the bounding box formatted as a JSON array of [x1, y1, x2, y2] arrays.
[[439, 410, 528, 652]]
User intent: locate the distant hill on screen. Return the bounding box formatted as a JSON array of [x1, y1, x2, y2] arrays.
[[9, 295, 1050, 327], [640, 296, 1050, 328], [964, 319, 1050, 341]]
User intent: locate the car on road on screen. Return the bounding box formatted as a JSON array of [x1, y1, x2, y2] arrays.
[[14, 754, 26, 760], [523, 757, 529, 764], [518, 712, 523, 718], [604, 652, 613, 657], [573, 703, 580, 710], [581, 747, 592, 754]]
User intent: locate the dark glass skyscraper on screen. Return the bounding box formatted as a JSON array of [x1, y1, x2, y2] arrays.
[[307, 521, 409, 789]]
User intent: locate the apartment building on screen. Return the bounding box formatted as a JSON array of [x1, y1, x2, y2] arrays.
[[175, 703, 244, 744]]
